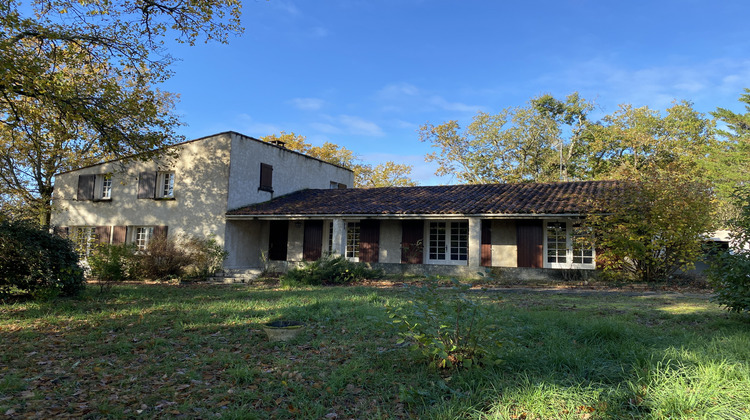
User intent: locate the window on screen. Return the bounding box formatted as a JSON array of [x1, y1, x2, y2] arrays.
[[544, 220, 595, 269], [157, 172, 175, 198], [346, 222, 360, 259], [330, 181, 347, 189], [78, 174, 113, 201], [134, 226, 154, 251], [73, 227, 97, 257], [259, 163, 273, 192], [427, 221, 468, 264], [100, 175, 112, 199]]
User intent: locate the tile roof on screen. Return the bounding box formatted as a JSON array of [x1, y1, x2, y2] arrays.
[[227, 180, 621, 217]]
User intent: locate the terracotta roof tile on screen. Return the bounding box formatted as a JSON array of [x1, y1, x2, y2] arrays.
[[226, 180, 621, 217]]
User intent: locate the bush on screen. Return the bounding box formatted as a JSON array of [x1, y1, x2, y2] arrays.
[[0, 220, 84, 298], [88, 243, 138, 290], [180, 236, 228, 281], [708, 186, 750, 313], [386, 278, 503, 369], [281, 254, 381, 286], [137, 236, 191, 281]]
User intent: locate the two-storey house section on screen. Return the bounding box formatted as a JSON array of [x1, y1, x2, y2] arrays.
[[51, 132, 354, 268]]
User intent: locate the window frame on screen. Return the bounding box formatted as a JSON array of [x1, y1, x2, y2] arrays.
[[543, 219, 596, 269], [73, 226, 97, 257], [132, 226, 155, 251], [156, 171, 175, 199], [259, 163, 273, 192], [425, 220, 469, 265], [345, 221, 360, 261]]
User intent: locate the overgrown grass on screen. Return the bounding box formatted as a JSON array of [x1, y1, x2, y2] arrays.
[[0, 283, 748, 419]]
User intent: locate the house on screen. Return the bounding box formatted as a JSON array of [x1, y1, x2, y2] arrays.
[[50, 132, 354, 264], [52, 131, 617, 279]]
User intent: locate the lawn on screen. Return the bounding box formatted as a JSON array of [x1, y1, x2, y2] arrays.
[[1, 282, 748, 419]]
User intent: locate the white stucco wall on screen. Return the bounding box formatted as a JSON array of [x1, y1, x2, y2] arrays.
[[226, 133, 354, 210], [51, 133, 233, 244]]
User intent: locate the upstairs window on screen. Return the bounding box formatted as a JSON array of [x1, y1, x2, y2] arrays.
[[77, 174, 113, 201], [157, 172, 175, 198], [259, 163, 273, 192], [100, 175, 112, 199], [138, 171, 175, 199]]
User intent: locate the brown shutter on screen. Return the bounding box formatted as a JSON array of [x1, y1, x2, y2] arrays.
[[359, 220, 380, 263], [517, 220, 543, 268], [138, 172, 156, 199], [401, 220, 424, 264], [112, 226, 127, 244], [303, 220, 323, 261], [96, 226, 111, 245], [259, 163, 273, 192], [481, 220, 492, 267], [153, 225, 168, 239], [337, 183, 347, 189], [268, 220, 289, 261], [77, 175, 96, 200], [54, 226, 69, 238]]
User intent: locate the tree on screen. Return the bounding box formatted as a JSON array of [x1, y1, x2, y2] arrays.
[[707, 185, 750, 312], [261, 132, 417, 188], [531, 92, 595, 181], [587, 101, 715, 179], [588, 165, 716, 282], [419, 105, 561, 183], [0, 0, 242, 224]]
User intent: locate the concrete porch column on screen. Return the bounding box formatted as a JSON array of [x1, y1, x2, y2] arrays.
[[468, 217, 482, 267], [331, 218, 346, 257]]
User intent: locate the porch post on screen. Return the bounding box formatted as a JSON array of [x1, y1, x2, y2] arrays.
[[468, 217, 482, 267], [331, 218, 346, 257]]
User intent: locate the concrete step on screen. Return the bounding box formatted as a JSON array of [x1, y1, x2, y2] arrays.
[[208, 268, 263, 284]]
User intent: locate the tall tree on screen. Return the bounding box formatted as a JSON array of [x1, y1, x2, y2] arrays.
[[709, 88, 750, 203], [0, 0, 242, 224], [261, 132, 417, 188], [419, 105, 561, 183]]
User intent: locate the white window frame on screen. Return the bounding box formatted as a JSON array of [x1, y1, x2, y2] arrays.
[[132, 226, 154, 251], [73, 226, 97, 257], [346, 221, 360, 261], [426, 220, 469, 265], [544, 219, 596, 269], [94, 174, 112, 200], [156, 172, 175, 198]]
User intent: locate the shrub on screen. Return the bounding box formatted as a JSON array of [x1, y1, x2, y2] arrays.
[[88, 243, 138, 290], [281, 254, 380, 286], [137, 235, 191, 281], [180, 236, 227, 281], [386, 278, 503, 369], [0, 220, 84, 298], [708, 186, 750, 312]]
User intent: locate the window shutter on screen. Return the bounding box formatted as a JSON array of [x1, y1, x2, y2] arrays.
[[303, 220, 323, 261], [76, 175, 96, 200], [137, 172, 156, 199], [153, 225, 168, 239], [96, 226, 111, 245], [337, 183, 347, 189], [516, 220, 543, 268], [401, 220, 424, 264], [481, 220, 492, 267], [259, 163, 273, 192], [112, 226, 127, 244], [359, 220, 380, 263]]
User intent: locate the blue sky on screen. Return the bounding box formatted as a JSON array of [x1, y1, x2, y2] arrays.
[[162, 0, 750, 185]]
